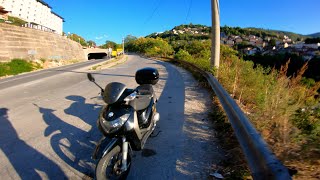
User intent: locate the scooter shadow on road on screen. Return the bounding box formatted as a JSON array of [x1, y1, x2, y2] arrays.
[[34, 96, 102, 178], [0, 108, 67, 179]]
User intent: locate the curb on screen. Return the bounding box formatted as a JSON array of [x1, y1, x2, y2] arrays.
[[88, 55, 128, 71]]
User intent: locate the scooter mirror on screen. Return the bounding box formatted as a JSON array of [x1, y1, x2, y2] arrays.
[[87, 73, 95, 82]]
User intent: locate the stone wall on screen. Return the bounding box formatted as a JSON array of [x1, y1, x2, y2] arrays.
[[0, 23, 86, 61]]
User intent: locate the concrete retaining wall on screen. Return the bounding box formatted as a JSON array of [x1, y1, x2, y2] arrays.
[[0, 23, 86, 61]]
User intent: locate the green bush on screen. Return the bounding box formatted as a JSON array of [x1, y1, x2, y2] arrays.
[[0, 59, 36, 76], [174, 49, 193, 61], [127, 37, 174, 57], [8, 16, 27, 26], [292, 107, 320, 137]]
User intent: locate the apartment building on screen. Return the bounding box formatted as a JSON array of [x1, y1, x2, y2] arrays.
[[0, 0, 64, 35]]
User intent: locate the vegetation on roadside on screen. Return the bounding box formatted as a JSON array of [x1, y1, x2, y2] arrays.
[[99, 40, 122, 50], [126, 37, 174, 57], [125, 27, 320, 178], [6, 16, 27, 26], [0, 58, 86, 77], [67, 33, 88, 46], [0, 59, 41, 77]]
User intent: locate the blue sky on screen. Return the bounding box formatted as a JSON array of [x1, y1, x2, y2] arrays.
[[45, 0, 320, 44]]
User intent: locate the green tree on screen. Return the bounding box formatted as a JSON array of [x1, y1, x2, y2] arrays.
[[87, 40, 96, 47], [124, 35, 137, 51], [269, 39, 276, 46], [67, 33, 87, 46], [128, 37, 173, 57], [124, 35, 137, 44], [185, 40, 211, 57], [305, 37, 320, 44], [100, 40, 117, 49], [174, 49, 192, 61]]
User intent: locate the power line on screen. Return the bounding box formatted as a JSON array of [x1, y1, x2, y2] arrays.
[[185, 0, 193, 23], [143, 0, 162, 25]]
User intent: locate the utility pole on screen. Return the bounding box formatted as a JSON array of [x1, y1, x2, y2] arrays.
[[211, 0, 220, 68]]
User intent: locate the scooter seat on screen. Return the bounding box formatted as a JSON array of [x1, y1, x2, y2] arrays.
[[136, 84, 154, 96]]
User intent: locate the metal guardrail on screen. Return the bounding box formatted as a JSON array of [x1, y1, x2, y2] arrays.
[[175, 59, 292, 180]]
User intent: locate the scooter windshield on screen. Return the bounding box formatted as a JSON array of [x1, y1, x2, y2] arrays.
[[103, 82, 127, 104]]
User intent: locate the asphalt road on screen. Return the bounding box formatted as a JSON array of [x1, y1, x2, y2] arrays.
[[0, 58, 107, 90], [0, 55, 222, 179]]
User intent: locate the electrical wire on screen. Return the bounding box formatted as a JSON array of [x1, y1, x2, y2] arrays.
[[143, 0, 162, 25], [185, 0, 193, 23]]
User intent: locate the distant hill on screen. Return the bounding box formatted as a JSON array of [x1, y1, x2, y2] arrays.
[[146, 24, 210, 41], [146, 24, 314, 41], [244, 27, 309, 41], [307, 32, 320, 38]]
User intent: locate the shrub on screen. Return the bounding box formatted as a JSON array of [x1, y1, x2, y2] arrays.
[[0, 59, 36, 76], [8, 16, 27, 26], [174, 49, 192, 61]]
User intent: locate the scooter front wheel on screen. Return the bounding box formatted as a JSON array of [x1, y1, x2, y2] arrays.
[[95, 145, 131, 180]]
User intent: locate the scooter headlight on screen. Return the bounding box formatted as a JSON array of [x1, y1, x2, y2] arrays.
[[100, 113, 130, 133]]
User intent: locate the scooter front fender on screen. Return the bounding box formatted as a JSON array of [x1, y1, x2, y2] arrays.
[[92, 137, 121, 160]]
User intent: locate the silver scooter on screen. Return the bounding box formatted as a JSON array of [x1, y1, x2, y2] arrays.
[[87, 67, 160, 180]]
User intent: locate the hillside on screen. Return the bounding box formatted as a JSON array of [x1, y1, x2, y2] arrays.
[[307, 32, 320, 38], [146, 24, 312, 41], [244, 27, 308, 41], [146, 24, 210, 41]]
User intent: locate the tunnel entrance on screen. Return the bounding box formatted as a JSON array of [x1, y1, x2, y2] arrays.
[[88, 53, 108, 60]]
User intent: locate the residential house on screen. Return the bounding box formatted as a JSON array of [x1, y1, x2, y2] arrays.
[[249, 35, 256, 39], [263, 42, 268, 48], [226, 39, 234, 46], [178, 30, 184, 34], [244, 47, 258, 55], [303, 43, 320, 50], [220, 32, 227, 38], [0, 0, 64, 35], [235, 38, 243, 43], [292, 43, 304, 49]]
